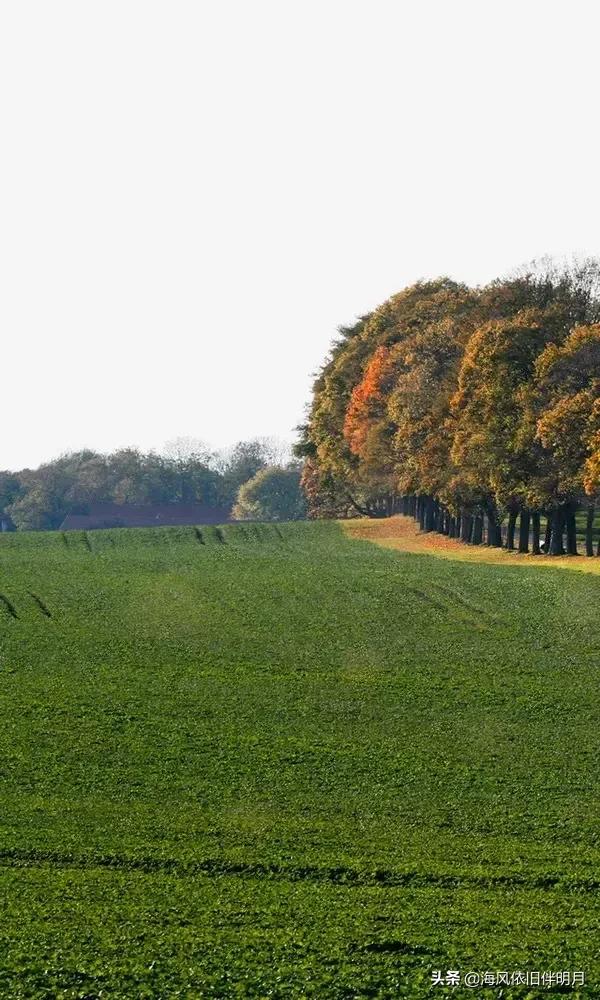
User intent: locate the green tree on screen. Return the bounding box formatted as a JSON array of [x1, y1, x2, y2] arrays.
[[215, 438, 274, 506], [233, 466, 306, 521], [8, 487, 63, 531], [0, 472, 22, 529]]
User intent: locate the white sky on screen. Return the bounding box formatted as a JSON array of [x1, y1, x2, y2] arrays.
[[1, 0, 599, 471]]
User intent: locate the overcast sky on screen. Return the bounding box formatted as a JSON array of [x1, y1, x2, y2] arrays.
[[1, 0, 599, 470]]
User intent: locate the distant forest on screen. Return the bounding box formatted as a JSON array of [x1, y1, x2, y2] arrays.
[[297, 258, 600, 556], [0, 438, 303, 530]]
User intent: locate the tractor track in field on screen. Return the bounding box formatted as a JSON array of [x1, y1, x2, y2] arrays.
[[0, 847, 595, 893], [28, 593, 52, 618], [0, 594, 18, 619], [407, 584, 493, 630], [407, 587, 449, 614], [429, 583, 497, 625]]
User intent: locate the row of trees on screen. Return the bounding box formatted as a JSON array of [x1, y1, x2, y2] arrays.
[[0, 437, 304, 530], [296, 258, 600, 556]]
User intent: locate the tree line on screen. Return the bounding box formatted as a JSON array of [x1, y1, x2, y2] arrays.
[[296, 258, 600, 556], [0, 437, 305, 530]]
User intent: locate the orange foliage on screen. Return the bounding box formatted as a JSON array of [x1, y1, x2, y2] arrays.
[[343, 347, 394, 457]]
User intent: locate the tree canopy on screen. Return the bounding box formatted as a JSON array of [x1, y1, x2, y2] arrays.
[[297, 258, 600, 555]]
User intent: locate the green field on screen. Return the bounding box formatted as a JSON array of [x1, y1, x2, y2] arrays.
[[1, 521, 599, 998]]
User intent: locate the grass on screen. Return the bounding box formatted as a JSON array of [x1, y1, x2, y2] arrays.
[[0, 520, 599, 997]]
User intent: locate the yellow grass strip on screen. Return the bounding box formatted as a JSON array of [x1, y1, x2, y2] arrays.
[[343, 515, 600, 576]]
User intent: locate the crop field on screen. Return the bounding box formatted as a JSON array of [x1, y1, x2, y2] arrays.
[[1, 521, 599, 998]]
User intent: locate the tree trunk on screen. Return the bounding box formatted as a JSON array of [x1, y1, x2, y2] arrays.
[[486, 508, 502, 547], [543, 515, 552, 553], [549, 508, 565, 555], [585, 505, 595, 557], [531, 512, 541, 555], [461, 512, 473, 543], [565, 507, 578, 556], [424, 496, 435, 532], [419, 495, 426, 530], [518, 509, 530, 553], [506, 510, 517, 551], [472, 515, 483, 545]]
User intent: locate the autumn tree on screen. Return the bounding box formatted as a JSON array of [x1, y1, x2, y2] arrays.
[[386, 283, 479, 534], [450, 308, 564, 551], [527, 324, 600, 554], [302, 258, 600, 556], [300, 280, 477, 518]]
